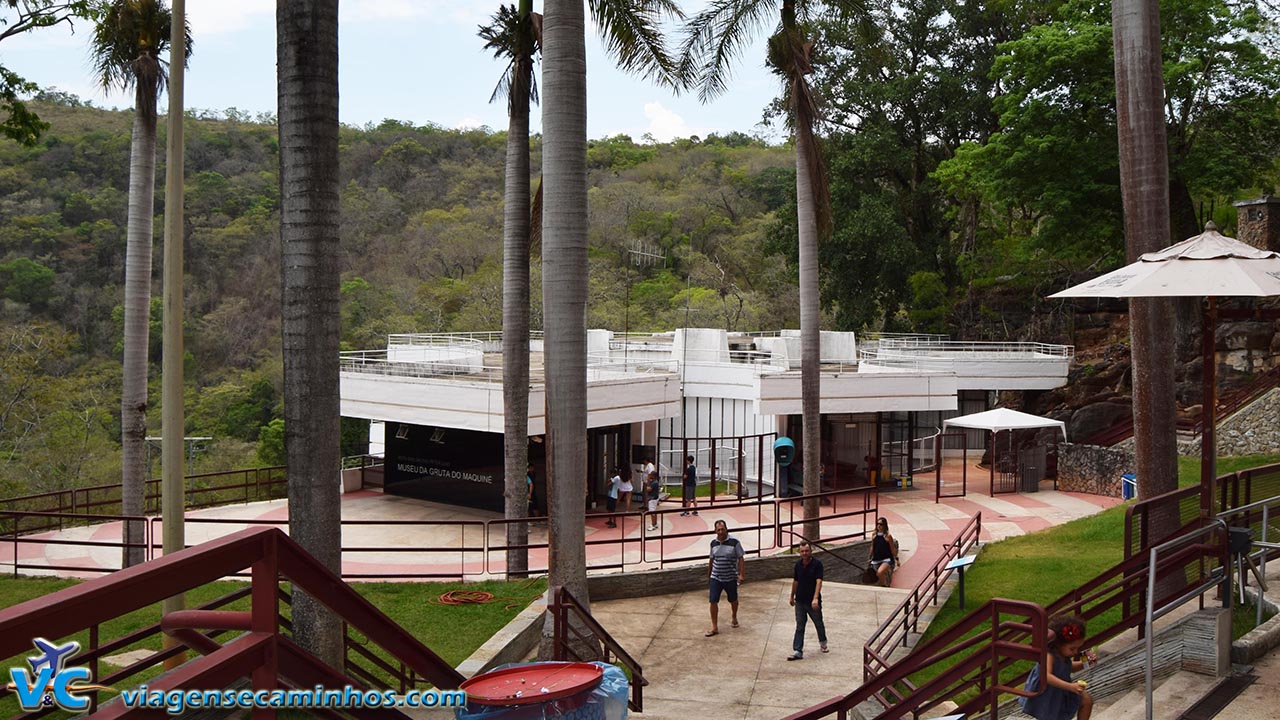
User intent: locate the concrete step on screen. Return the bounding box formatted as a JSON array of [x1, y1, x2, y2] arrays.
[[1094, 670, 1220, 720], [1090, 683, 1148, 718]]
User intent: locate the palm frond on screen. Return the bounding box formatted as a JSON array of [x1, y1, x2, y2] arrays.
[[590, 0, 683, 88], [88, 0, 190, 117], [677, 0, 777, 103], [478, 3, 540, 109]]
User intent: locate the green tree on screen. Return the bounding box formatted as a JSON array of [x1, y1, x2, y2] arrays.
[[256, 417, 285, 466], [90, 0, 189, 568], [1, 1, 96, 144], [278, 0, 342, 666], [0, 256, 55, 307]]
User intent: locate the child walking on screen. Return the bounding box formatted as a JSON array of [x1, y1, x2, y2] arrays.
[[1019, 614, 1095, 720]]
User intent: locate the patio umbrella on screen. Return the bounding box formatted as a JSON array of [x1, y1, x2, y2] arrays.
[[1049, 221, 1280, 512]]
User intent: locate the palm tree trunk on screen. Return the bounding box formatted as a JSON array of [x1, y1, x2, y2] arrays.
[[1112, 0, 1178, 534], [539, 0, 591, 659], [120, 83, 157, 569], [503, 11, 534, 579], [277, 0, 342, 667], [793, 79, 821, 543]]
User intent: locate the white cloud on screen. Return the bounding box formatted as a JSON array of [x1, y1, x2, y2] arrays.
[[452, 115, 490, 130], [642, 101, 698, 142]]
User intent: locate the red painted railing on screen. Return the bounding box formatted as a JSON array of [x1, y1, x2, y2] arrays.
[[3, 485, 878, 580], [782, 599, 1049, 720], [0, 526, 463, 719], [549, 585, 645, 712], [862, 512, 982, 695]]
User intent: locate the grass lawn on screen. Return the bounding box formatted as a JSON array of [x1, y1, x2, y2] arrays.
[[1176, 453, 1280, 488], [904, 453, 1280, 706], [1, 575, 545, 717]]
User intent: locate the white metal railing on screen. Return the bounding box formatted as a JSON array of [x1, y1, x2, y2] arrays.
[[341, 350, 681, 382], [856, 350, 954, 372], [876, 337, 1075, 359], [1218, 493, 1280, 628], [1143, 519, 1229, 720], [585, 354, 680, 377], [339, 350, 504, 381], [880, 428, 943, 476], [386, 333, 489, 348]]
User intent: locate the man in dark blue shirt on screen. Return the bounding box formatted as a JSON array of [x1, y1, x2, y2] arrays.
[[787, 541, 828, 660], [681, 455, 699, 516]]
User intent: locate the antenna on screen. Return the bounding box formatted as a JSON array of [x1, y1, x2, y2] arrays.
[[624, 241, 666, 363]]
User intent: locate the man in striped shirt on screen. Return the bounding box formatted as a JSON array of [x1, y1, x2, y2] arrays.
[[706, 519, 745, 636]]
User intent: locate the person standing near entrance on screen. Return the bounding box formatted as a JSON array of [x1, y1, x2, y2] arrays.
[[645, 470, 662, 531], [526, 464, 536, 518], [706, 519, 744, 636], [681, 455, 699, 516], [618, 467, 634, 513], [605, 466, 621, 528], [787, 541, 828, 660]]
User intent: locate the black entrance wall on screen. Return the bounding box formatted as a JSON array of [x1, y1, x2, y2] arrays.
[[385, 422, 542, 513]]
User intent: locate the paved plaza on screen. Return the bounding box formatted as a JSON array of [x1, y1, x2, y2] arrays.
[[3, 459, 1122, 582], [7, 460, 1280, 718]]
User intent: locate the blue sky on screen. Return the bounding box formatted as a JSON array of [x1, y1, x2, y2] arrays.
[[4, 0, 784, 141]]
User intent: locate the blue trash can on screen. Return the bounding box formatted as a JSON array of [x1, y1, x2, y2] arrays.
[[1121, 473, 1137, 500]]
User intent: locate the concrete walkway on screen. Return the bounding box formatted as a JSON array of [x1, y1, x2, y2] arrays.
[[592, 579, 907, 719]]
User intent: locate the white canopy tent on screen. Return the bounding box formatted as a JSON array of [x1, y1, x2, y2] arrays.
[[943, 408, 1066, 496], [943, 407, 1067, 440]]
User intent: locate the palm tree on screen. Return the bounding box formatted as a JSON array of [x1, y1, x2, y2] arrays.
[[480, 1, 539, 580], [680, 0, 858, 540], [277, 0, 342, 666], [538, 0, 679, 656], [90, 0, 189, 568], [1111, 1, 1178, 533]]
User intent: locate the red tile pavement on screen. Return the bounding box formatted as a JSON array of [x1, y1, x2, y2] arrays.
[[1, 458, 1120, 585]]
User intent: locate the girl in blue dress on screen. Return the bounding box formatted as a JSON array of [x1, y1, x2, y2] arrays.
[[1019, 615, 1094, 720]]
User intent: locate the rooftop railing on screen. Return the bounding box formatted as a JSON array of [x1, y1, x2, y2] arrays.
[[877, 337, 1075, 359]]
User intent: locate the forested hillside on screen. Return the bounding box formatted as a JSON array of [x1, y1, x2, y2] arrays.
[[0, 100, 800, 495], [3, 0, 1278, 497]]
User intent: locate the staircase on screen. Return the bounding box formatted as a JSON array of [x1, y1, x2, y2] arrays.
[[1084, 365, 1280, 447], [0, 527, 463, 719]]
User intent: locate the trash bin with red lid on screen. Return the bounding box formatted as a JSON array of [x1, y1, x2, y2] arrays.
[[457, 661, 625, 720]]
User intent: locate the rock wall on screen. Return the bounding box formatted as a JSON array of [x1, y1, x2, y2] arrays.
[[1057, 443, 1134, 497], [1188, 387, 1280, 457]]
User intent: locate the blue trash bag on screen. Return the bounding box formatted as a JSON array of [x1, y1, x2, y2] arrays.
[[455, 661, 629, 720]]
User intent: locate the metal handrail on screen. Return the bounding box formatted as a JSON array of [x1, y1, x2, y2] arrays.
[[1144, 518, 1230, 720], [862, 512, 982, 685], [3, 484, 879, 581], [783, 599, 1049, 720], [550, 585, 645, 712], [876, 338, 1075, 358], [0, 526, 465, 717]]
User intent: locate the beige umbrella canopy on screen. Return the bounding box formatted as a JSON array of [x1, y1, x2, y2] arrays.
[[1048, 221, 1280, 511], [1050, 222, 1280, 299]]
